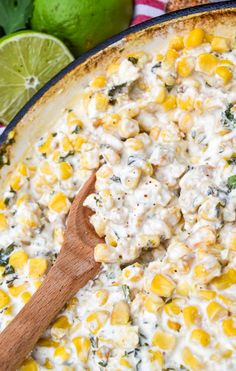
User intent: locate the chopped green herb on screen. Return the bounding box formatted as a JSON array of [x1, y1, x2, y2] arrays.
[[151, 62, 162, 73], [122, 284, 131, 303], [108, 83, 127, 97], [165, 84, 174, 92], [128, 57, 138, 65], [4, 265, 15, 276], [4, 198, 10, 206], [221, 103, 236, 130], [90, 336, 98, 348], [227, 175, 236, 190], [72, 126, 81, 134], [110, 175, 121, 183], [227, 155, 236, 165], [59, 151, 75, 161], [98, 360, 108, 367]]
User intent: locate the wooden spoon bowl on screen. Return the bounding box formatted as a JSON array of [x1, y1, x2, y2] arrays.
[[0, 171, 102, 371]]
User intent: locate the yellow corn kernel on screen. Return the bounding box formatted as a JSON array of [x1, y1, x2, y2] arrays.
[[219, 59, 234, 66], [215, 66, 232, 84], [176, 282, 191, 297], [95, 289, 109, 306], [18, 163, 28, 176], [103, 113, 120, 132], [197, 53, 218, 74], [206, 301, 227, 321], [48, 192, 68, 213], [0, 266, 4, 278], [149, 126, 160, 141], [149, 349, 163, 367], [182, 347, 203, 370], [151, 273, 175, 297], [91, 76, 107, 89], [95, 93, 109, 111], [8, 129, 15, 140], [164, 301, 181, 316], [191, 328, 210, 347], [0, 289, 10, 309], [211, 36, 230, 53], [144, 295, 164, 313], [39, 134, 53, 155], [124, 167, 142, 190], [222, 349, 233, 359], [119, 357, 132, 368], [107, 62, 119, 75], [94, 243, 111, 263], [9, 284, 26, 297], [183, 306, 199, 327], [177, 57, 194, 77], [0, 198, 6, 210], [212, 269, 236, 290], [62, 136, 73, 152], [178, 113, 192, 134], [21, 291, 32, 303], [168, 319, 181, 332], [67, 111, 83, 129], [9, 250, 28, 270], [54, 346, 70, 361], [10, 175, 21, 191], [34, 280, 42, 289], [44, 359, 53, 369], [16, 194, 29, 207], [111, 300, 130, 325], [169, 35, 184, 50], [155, 86, 167, 104], [222, 318, 236, 337], [152, 330, 176, 350], [0, 213, 8, 231], [185, 28, 205, 48], [52, 150, 60, 162], [196, 290, 216, 300], [39, 161, 52, 175], [162, 95, 177, 111], [37, 338, 59, 348], [177, 96, 194, 111], [73, 135, 87, 151], [126, 138, 144, 151], [142, 162, 153, 176], [164, 48, 179, 68], [156, 53, 164, 62], [52, 315, 71, 330], [59, 162, 73, 180], [72, 336, 91, 362], [29, 257, 48, 278], [20, 358, 38, 371], [86, 310, 109, 334], [137, 234, 160, 249]]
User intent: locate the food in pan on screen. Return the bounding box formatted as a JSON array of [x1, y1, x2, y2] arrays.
[[0, 9, 236, 370]]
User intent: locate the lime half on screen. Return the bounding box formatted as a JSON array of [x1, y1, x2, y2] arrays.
[[0, 31, 74, 125]]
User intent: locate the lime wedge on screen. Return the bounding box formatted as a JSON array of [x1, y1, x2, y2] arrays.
[[0, 31, 74, 125]]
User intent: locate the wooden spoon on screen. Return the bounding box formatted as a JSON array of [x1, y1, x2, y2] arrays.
[[0, 170, 102, 371]]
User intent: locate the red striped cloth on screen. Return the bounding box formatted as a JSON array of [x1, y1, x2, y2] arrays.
[[132, 0, 168, 25]]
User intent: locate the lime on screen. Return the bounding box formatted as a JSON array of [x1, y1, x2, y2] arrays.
[[0, 31, 74, 125], [31, 0, 133, 56]]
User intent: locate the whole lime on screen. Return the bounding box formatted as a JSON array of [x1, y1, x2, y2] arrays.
[[31, 0, 133, 56]]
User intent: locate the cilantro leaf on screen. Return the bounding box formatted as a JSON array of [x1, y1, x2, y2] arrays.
[[227, 175, 236, 190], [0, 0, 33, 34]]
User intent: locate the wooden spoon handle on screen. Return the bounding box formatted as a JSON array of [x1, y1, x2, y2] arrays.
[[0, 256, 99, 371]]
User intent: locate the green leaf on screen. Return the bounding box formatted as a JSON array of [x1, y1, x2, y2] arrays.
[[221, 104, 236, 131], [0, 0, 33, 34], [227, 175, 236, 190]]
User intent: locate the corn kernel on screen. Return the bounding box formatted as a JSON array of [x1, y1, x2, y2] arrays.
[[177, 96, 194, 111], [95, 289, 109, 306], [21, 292, 31, 303], [185, 28, 205, 48], [164, 301, 181, 316], [48, 192, 68, 213], [178, 113, 192, 134], [107, 63, 119, 75], [212, 269, 236, 290], [164, 48, 179, 68], [9, 250, 28, 270], [177, 57, 194, 77], [149, 349, 163, 366], [95, 93, 109, 111], [59, 162, 73, 180], [86, 310, 109, 334], [197, 53, 218, 74], [126, 138, 144, 151], [54, 346, 70, 361], [191, 328, 210, 347], [222, 318, 236, 337], [44, 359, 53, 369], [39, 134, 53, 155], [29, 257, 48, 278], [182, 347, 203, 370], [123, 167, 142, 190], [9, 284, 26, 297], [215, 66, 232, 84], [37, 338, 59, 348], [111, 300, 130, 325], [176, 282, 191, 296], [152, 330, 176, 350], [183, 306, 199, 327], [10, 175, 21, 191], [150, 126, 160, 140], [103, 113, 120, 132], [72, 337, 91, 362], [155, 86, 167, 104], [20, 358, 38, 371], [119, 357, 132, 368], [0, 289, 10, 309], [94, 243, 110, 263], [162, 95, 177, 111], [18, 163, 28, 176], [207, 301, 227, 321], [62, 136, 73, 152], [73, 136, 87, 151], [16, 194, 29, 207], [52, 315, 71, 330], [211, 36, 230, 53], [91, 76, 107, 89], [151, 273, 175, 297], [169, 35, 184, 50], [0, 213, 8, 231], [144, 295, 163, 313], [196, 290, 216, 300], [67, 111, 83, 129], [168, 319, 181, 332], [0, 198, 6, 210]]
